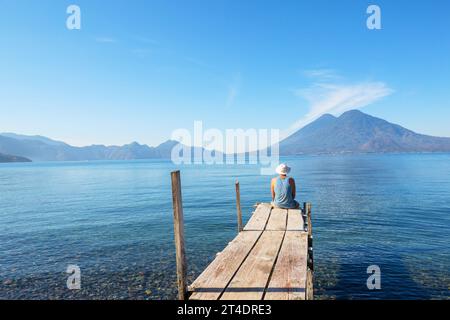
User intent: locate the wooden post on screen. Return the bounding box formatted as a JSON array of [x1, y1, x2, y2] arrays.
[[305, 202, 314, 299], [306, 268, 314, 300], [171, 170, 187, 300], [306, 203, 313, 269], [306, 203, 312, 237], [235, 181, 243, 233], [302, 202, 307, 232]]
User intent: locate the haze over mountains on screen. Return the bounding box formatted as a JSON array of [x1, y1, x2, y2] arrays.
[[1, 110, 450, 162], [0, 133, 180, 162]]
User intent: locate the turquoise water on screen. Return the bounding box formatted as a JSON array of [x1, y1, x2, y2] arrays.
[[0, 154, 449, 299]]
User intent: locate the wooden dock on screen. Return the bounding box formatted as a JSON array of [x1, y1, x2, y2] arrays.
[[171, 171, 314, 300]]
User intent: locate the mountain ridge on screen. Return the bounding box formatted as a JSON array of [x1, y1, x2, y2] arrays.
[[2, 110, 450, 161], [0, 134, 181, 161], [279, 110, 450, 154]]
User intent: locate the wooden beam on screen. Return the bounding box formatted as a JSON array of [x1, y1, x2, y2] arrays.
[[235, 181, 243, 233], [265, 232, 308, 300], [306, 268, 314, 300], [306, 203, 312, 237], [171, 170, 187, 300], [221, 231, 285, 300], [266, 207, 287, 231], [286, 209, 304, 231], [244, 203, 271, 231], [305, 202, 314, 299], [189, 231, 262, 300]]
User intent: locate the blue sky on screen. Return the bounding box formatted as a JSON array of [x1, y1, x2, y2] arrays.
[[1, 0, 449, 147]]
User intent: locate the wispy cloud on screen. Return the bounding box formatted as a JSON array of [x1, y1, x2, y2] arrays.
[[95, 37, 117, 44], [225, 73, 242, 109], [284, 70, 394, 138], [303, 68, 340, 80]]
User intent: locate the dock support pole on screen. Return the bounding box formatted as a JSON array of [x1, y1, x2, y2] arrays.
[[306, 203, 312, 238], [235, 181, 243, 233], [305, 202, 314, 300], [171, 170, 187, 300]]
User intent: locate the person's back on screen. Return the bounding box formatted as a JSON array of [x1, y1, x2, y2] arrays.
[[271, 164, 299, 209]]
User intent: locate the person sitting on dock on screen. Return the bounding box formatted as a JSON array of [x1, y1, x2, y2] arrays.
[[271, 163, 300, 209]]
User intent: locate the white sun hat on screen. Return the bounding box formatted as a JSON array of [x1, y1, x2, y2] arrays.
[[276, 163, 291, 175]]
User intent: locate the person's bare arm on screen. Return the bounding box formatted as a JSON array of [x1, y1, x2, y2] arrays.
[[289, 178, 296, 199], [271, 178, 276, 201]]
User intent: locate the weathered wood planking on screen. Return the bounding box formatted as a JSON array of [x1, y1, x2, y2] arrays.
[[188, 203, 313, 300], [189, 230, 262, 300], [264, 232, 308, 300], [243, 203, 271, 231], [220, 231, 285, 300], [286, 209, 304, 231], [265, 207, 287, 231]]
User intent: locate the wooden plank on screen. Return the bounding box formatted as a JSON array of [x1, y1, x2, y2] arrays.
[[221, 231, 284, 300], [265, 208, 287, 231], [286, 209, 304, 231], [243, 203, 271, 231], [189, 231, 262, 300], [264, 231, 308, 300]]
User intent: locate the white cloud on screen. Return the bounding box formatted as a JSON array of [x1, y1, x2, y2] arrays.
[[283, 71, 394, 138], [303, 68, 340, 80], [95, 37, 117, 43]]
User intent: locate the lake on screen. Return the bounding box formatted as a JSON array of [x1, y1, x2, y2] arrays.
[[0, 154, 449, 299]]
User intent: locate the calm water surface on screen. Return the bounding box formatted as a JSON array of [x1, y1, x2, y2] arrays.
[[0, 154, 449, 299]]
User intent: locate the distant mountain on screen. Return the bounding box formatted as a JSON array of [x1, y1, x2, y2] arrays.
[[0, 132, 68, 147], [0, 133, 212, 162], [280, 110, 450, 154], [0, 152, 31, 163], [3, 110, 450, 161], [0, 134, 185, 162]]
